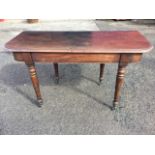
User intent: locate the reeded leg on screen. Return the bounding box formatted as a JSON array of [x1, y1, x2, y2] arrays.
[[99, 64, 105, 84], [26, 63, 43, 107], [113, 62, 128, 110], [53, 63, 59, 83]]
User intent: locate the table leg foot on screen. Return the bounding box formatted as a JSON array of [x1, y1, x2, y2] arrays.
[[112, 102, 120, 110], [37, 99, 43, 107], [55, 77, 59, 84], [98, 78, 103, 85]]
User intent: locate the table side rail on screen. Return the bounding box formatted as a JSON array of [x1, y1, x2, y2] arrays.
[[13, 52, 142, 63]]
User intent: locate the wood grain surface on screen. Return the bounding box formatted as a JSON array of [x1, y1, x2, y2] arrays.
[[5, 31, 153, 53]]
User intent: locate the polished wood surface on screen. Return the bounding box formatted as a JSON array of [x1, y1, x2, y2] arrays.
[[5, 31, 152, 53], [4, 31, 153, 109]]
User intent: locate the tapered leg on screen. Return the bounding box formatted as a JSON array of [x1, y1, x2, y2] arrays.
[[53, 63, 59, 83], [99, 64, 105, 84], [26, 63, 43, 107], [113, 62, 128, 109]]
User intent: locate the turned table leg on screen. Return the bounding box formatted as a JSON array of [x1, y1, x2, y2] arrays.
[[26, 63, 43, 107], [113, 62, 128, 109], [53, 63, 59, 83], [99, 64, 105, 84], [23, 53, 43, 107]]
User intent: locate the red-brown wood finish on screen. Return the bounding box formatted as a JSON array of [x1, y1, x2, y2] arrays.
[[22, 53, 43, 107], [5, 31, 153, 109], [13, 53, 142, 63], [113, 58, 128, 109], [5, 31, 153, 53]]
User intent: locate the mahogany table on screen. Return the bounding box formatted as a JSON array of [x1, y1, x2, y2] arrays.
[[5, 31, 153, 109]]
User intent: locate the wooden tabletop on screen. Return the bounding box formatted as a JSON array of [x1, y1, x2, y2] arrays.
[[5, 31, 153, 53]]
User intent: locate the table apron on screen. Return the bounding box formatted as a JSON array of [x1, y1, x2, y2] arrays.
[[13, 52, 142, 63]]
